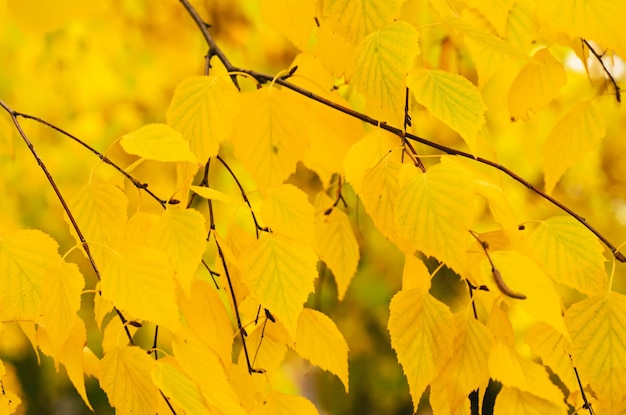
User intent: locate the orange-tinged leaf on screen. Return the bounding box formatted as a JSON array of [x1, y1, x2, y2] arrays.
[[167, 75, 241, 162], [395, 159, 475, 273], [294, 308, 349, 391], [100, 346, 158, 415], [261, 184, 315, 246], [566, 292, 626, 412], [147, 207, 207, 296], [120, 123, 197, 163], [408, 68, 487, 145], [151, 357, 210, 415], [314, 193, 359, 300], [388, 288, 454, 411], [323, 0, 404, 41], [101, 247, 179, 328], [239, 233, 318, 338], [543, 101, 606, 194], [231, 87, 311, 189], [494, 386, 567, 415], [508, 48, 566, 121], [528, 216, 607, 295], [252, 391, 319, 415], [261, 0, 316, 50], [488, 341, 565, 404], [0, 229, 59, 320], [41, 260, 84, 354], [68, 182, 128, 266], [351, 21, 419, 121], [172, 335, 246, 415]]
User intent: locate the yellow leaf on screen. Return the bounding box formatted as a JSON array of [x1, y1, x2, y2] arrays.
[[351, 21, 420, 121], [528, 216, 607, 296], [508, 48, 566, 121], [151, 357, 211, 415], [252, 391, 319, 415], [311, 24, 353, 77], [494, 386, 568, 415], [408, 68, 487, 145], [239, 233, 318, 338], [543, 101, 606, 194], [0, 229, 59, 320], [166, 76, 241, 162], [100, 346, 158, 415], [172, 335, 246, 415], [190, 185, 234, 204], [535, 0, 626, 57], [231, 87, 311, 189], [101, 316, 138, 353], [241, 319, 289, 373], [101, 247, 179, 329], [0, 359, 21, 414], [314, 193, 359, 300], [506, 1, 538, 52], [178, 280, 234, 367], [41, 260, 84, 354], [401, 253, 431, 292], [120, 123, 197, 163], [566, 292, 626, 412], [395, 159, 475, 273], [295, 308, 349, 391], [388, 288, 454, 411], [525, 322, 577, 392], [323, 0, 404, 41], [261, 184, 315, 246], [68, 182, 128, 267], [261, 0, 316, 50], [462, 0, 515, 36], [485, 251, 567, 336], [488, 341, 565, 404], [147, 207, 207, 296]]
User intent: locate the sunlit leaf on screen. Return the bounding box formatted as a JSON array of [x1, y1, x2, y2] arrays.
[[528, 216, 607, 295], [231, 86, 311, 189], [323, 0, 404, 41], [508, 48, 566, 121], [261, 0, 316, 50], [388, 288, 454, 410], [101, 247, 179, 329], [261, 184, 315, 246], [252, 391, 319, 415], [241, 319, 289, 373], [167, 75, 241, 162], [494, 386, 567, 415], [100, 346, 158, 415], [151, 357, 211, 415], [239, 233, 318, 338], [190, 185, 234, 204], [295, 308, 349, 391], [401, 253, 431, 292], [352, 21, 419, 121], [395, 159, 475, 273], [543, 101, 606, 194], [462, 0, 515, 35], [120, 123, 197, 163], [0, 229, 59, 320]]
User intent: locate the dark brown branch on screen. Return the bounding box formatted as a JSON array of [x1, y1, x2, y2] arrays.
[[582, 39, 621, 103]]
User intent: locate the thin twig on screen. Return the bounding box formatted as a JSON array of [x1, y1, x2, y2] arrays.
[[582, 39, 621, 103], [571, 357, 595, 415]]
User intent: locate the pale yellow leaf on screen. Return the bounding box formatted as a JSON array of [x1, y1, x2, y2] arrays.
[[543, 101, 606, 194], [494, 386, 567, 415], [408, 68, 487, 144], [388, 288, 455, 411], [295, 308, 349, 391], [239, 233, 318, 338], [352, 21, 419, 121], [323, 0, 404, 41], [566, 292, 626, 412], [528, 216, 607, 295], [101, 247, 179, 329], [0, 229, 59, 320], [173, 335, 246, 415], [68, 182, 128, 266], [489, 341, 565, 404], [314, 192, 359, 300], [120, 123, 197, 163], [462, 0, 515, 35], [190, 185, 234, 204], [252, 391, 319, 415], [151, 357, 211, 415], [261, 184, 315, 246], [261, 0, 316, 50], [100, 346, 158, 415], [147, 207, 207, 296], [395, 159, 475, 273], [166, 75, 241, 161], [41, 260, 84, 354], [231, 87, 311, 189], [401, 253, 431, 292], [508, 48, 566, 121]]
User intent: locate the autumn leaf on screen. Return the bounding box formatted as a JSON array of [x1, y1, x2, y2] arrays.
[[151, 357, 211, 415], [494, 386, 567, 415], [252, 391, 319, 415], [261, 0, 316, 50], [261, 184, 316, 246], [120, 123, 197, 163], [322, 0, 404, 41]]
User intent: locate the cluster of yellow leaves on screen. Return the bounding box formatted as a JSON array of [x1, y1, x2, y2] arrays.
[[0, 0, 625, 414]]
